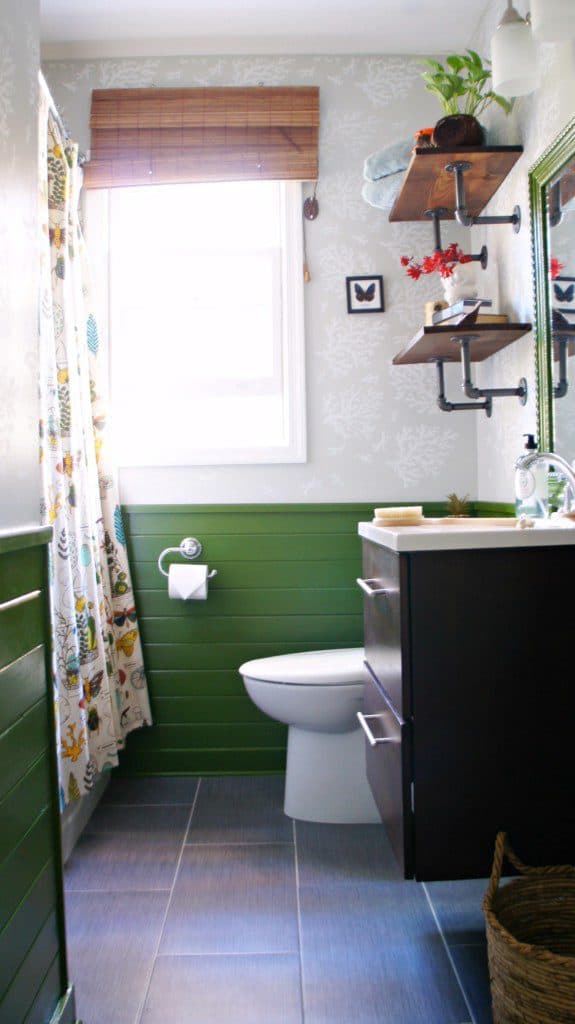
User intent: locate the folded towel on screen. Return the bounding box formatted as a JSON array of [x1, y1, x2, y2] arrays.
[[363, 139, 412, 182], [362, 175, 404, 211]]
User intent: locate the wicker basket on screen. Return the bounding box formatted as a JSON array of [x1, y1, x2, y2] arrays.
[[483, 832, 575, 1023]]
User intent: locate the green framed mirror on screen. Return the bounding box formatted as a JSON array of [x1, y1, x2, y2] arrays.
[[531, 116, 575, 454]]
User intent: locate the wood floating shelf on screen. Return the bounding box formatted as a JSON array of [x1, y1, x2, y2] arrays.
[[389, 146, 523, 223], [393, 323, 532, 366]]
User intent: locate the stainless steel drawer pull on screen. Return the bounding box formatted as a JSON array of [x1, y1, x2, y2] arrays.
[[357, 712, 396, 747], [356, 577, 388, 598]]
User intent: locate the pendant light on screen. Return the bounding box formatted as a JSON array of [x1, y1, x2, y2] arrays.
[[491, 1, 537, 97], [531, 0, 575, 43]]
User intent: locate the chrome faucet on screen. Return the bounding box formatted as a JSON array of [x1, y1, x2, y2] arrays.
[[515, 450, 575, 513]]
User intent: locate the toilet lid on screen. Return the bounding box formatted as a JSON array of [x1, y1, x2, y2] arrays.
[[239, 648, 365, 686]]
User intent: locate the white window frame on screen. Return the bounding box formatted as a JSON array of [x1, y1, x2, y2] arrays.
[[85, 180, 306, 466]]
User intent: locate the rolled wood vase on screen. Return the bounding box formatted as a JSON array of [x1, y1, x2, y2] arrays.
[[432, 114, 485, 147]]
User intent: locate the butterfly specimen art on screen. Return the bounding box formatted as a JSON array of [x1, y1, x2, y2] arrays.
[[553, 275, 575, 325], [346, 275, 385, 314]]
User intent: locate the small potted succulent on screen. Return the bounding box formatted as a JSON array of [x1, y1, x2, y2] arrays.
[[421, 50, 511, 147]]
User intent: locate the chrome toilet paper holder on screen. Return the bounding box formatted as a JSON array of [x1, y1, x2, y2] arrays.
[[158, 537, 218, 579]]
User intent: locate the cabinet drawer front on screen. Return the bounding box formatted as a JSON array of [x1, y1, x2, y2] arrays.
[[361, 541, 408, 716], [363, 669, 413, 877]]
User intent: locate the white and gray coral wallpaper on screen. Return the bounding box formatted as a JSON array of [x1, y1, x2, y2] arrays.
[[0, 0, 41, 531], [43, 54, 477, 504]]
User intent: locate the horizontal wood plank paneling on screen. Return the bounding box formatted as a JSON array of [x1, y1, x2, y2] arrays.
[[23, 956, 61, 1024], [139, 614, 362, 645], [0, 910, 59, 1024], [0, 701, 50, 806], [0, 755, 52, 864], [136, 587, 362, 617], [0, 548, 43, 605], [0, 810, 52, 930], [0, 862, 55, 1002], [0, 596, 44, 671], [0, 531, 72, 1023], [0, 647, 46, 735], [120, 502, 452, 776], [144, 641, 354, 672]]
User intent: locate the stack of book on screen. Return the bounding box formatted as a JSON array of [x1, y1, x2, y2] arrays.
[[432, 299, 509, 327]]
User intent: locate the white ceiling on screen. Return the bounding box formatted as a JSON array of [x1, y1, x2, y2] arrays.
[[40, 0, 489, 60]]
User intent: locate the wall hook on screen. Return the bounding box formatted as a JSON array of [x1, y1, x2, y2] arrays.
[[445, 161, 521, 233]]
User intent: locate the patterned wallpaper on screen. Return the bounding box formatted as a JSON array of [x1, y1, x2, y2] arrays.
[[42, 54, 477, 504], [0, 1, 41, 531], [472, 4, 575, 501]]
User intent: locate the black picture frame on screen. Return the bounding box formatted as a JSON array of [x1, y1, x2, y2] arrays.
[[346, 275, 385, 314]]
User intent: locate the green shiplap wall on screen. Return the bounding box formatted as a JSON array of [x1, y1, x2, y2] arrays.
[[119, 501, 464, 776], [0, 530, 77, 1024]]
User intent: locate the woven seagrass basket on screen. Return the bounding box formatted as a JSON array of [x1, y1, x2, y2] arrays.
[[483, 832, 575, 1024]]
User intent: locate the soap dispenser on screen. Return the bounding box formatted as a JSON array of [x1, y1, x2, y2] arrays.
[[515, 434, 547, 517]]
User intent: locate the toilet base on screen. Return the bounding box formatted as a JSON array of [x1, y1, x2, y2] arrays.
[[284, 725, 380, 824]]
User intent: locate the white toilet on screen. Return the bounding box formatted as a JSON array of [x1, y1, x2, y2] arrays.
[[239, 647, 380, 824]]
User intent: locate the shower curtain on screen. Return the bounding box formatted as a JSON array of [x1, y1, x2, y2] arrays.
[[38, 84, 152, 807]]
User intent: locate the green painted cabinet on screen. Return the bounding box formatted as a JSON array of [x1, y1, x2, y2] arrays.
[[0, 529, 77, 1024]]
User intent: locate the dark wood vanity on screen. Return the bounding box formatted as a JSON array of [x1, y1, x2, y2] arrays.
[[360, 531, 575, 881]]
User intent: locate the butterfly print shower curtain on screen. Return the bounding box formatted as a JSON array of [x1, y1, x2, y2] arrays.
[[38, 86, 152, 807]]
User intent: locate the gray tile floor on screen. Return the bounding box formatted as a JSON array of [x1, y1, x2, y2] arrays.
[[64, 775, 493, 1024]]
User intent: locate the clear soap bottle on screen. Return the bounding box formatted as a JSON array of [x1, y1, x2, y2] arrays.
[[514, 434, 548, 518]]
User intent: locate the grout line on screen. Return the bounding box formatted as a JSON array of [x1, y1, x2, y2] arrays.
[[133, 777, 202, 1024], [292, 819, 306, 1024], [153, 950, 300, 959], [421, 883, 477, 1024], [183, 840, 294, 847]]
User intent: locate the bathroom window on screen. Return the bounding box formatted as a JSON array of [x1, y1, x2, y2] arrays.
[[92, 179, 306, 465]]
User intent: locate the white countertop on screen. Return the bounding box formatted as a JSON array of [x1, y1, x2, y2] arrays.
[[358, 518, 575, 552]]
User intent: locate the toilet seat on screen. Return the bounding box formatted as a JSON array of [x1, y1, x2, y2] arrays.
[[239, 647, 364, 686]]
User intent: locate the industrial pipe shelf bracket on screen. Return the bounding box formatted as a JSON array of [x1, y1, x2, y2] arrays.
[[435, 359, 492, 416], [554, 335, 570, 399], [424, 207, 488, 267], [445, 161, 521, 233], [455, 335, 528, 406]]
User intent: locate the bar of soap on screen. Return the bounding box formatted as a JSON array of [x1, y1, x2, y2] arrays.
[[374, 506, 423, 519]]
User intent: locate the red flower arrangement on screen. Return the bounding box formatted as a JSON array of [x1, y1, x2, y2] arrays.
[[401, 243, 473, 280], [551, 257, 565, 280]]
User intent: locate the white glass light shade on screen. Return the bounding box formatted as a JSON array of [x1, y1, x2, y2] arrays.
[[491, 18, 537, 97], [531, 0, 575, 42]]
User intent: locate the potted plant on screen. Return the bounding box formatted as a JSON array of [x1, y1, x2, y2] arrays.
[[421, 50, 511, 147]]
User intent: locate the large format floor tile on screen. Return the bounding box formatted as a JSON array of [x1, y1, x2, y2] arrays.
[[160, 843, 299, 955], [86, 802, 190, 839], [187, 775, 292, 844], [299, 883, 470, 1024], [450, 944, 493, 1024], [424, 879, 489, 945], [103, 776, 200, 806], [141, 955, 303, 1024], [65, 831, 182, 892], [295, 821, 401, 886], [66, 891, 169, 1024]]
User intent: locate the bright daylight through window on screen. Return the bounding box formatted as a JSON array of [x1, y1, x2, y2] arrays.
[[106, 179, 305, 466]]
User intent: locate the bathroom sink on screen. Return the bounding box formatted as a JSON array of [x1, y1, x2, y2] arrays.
[[359, 517, 575, 553]]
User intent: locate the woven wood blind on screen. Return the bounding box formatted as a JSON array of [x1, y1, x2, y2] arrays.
[[83, 86, 320, 189]]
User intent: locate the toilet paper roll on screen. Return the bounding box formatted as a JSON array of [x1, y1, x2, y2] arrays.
[[168, 564, 209, 600]]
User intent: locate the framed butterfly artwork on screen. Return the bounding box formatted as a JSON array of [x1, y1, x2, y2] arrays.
[[346, 275, 384, 314], [553, 275, 575, 325]]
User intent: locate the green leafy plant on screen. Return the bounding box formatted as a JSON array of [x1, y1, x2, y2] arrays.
[[421, 50, 512, 119]]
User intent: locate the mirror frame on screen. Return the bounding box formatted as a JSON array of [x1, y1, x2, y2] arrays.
[[530, 115, 575, 451]]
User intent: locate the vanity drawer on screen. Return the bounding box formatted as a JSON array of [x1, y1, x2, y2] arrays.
[[361, 668, 413, 877], [360, 541, 410, 717]]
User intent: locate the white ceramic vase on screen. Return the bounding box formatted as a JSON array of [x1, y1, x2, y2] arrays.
[[441, 262, 478, 305]]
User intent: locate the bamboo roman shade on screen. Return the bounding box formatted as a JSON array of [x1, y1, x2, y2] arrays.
[[83, 86, 320, 189]]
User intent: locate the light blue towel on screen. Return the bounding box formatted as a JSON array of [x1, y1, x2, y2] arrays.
[[363, 139, 413, 182], [362, 176, 404, 211]]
